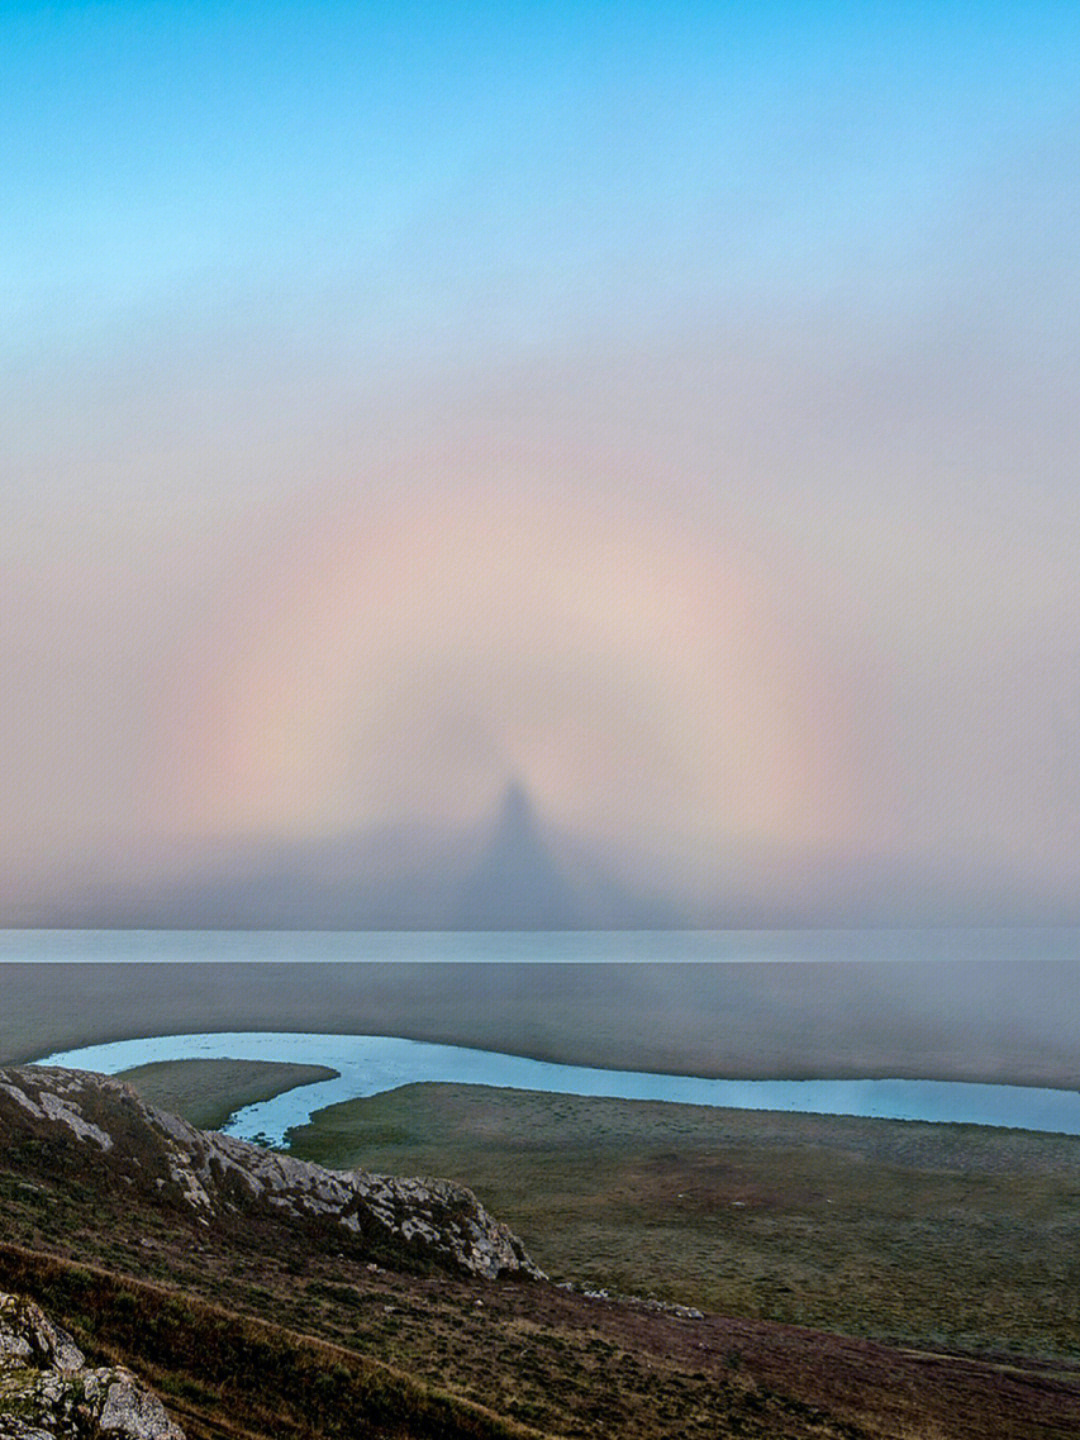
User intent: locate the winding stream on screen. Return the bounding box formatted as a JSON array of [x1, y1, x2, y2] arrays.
[[32, 1030, 1080, 1148]]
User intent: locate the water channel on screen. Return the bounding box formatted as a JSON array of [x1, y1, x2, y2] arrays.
[[33, 1030, 1080, 1147]]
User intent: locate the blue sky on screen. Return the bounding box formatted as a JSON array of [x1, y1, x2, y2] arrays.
[[3, 2, 1079, 921], [8, 1, 1077, 342]]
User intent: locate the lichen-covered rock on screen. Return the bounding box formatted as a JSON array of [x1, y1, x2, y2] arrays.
[[0, 1067, 543, 1281], [0, 1293, 184, 1439]]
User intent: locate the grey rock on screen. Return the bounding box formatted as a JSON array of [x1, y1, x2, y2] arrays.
[[0, 1419, 56, 1439], [90, 1372, 182, 1437], [0, 1066, 544, 1281], [0, 1293, 184, 1439]]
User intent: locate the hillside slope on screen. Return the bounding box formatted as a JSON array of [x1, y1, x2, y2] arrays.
[[0, 1066, 539, 1281], [2, 1065, 1080, 1439]]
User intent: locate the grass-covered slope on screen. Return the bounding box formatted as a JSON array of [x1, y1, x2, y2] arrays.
[[0, 1245, 545, 1440], [0, 1066, 540, 1281]]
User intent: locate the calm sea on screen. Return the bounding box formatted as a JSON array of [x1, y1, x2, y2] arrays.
[[4, 927, 1080, 964]]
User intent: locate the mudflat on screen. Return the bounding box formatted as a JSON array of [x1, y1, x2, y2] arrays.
[[3, 958, 1080, 1087]]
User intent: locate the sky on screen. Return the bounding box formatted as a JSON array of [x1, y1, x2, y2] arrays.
[[2, 1, 1079, 924]]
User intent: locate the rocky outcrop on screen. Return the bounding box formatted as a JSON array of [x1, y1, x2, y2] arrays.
[[0, 1067, 542, 1281], [0, 1292, 184, 1439]]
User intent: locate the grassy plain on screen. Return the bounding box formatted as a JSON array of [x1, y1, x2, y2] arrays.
[[115, 1058, 338, 1129], [290, 1082, 1080, 1358]]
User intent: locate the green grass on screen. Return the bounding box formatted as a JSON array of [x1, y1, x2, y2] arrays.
[[116, 1058, 338, 1130], [289, 1082, 1080, 1356]]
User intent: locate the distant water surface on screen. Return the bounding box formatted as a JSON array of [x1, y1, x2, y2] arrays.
[[4, 927, 1080, 964]]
